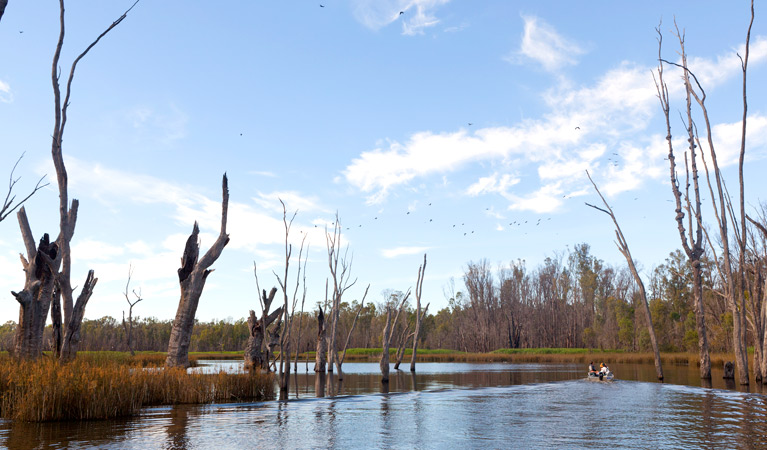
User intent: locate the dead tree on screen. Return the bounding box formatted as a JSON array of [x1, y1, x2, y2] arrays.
[[315, 307, 327, 372], [410, 254, 429, 372], [166, 174, 229, 368], [245, 286, 283, 370], [746, 213, 767, 381], [121, 264, 143, 356], [380, 290, 410, 382], [380, 307, 393, 383], [273, 200, 308, 397], [586, 171, 663, 380], [393, 321, 412, 371], [339, 284, 370, 370], [12, 0, 136, 360], [11, 230, 58, 359], [658, 7, 754, 384], [654, 27, 711, 379], [325, 213, 357, 374], [0, 153, 47, 223]]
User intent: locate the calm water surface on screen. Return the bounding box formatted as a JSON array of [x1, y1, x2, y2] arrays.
[[2, 361, 767, 449]]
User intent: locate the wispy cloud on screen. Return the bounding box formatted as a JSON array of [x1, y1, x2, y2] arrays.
[[508, 15, 585, 72], [352, 0, 449, 35], [344, 37, 767, 212], [381, 246, 429, 258], [127, 104, 188, 145], [251, 191, 327, 215], [0, 79, 13, 103], [467, 173, 520, 197], [64, 158, 326, 253]]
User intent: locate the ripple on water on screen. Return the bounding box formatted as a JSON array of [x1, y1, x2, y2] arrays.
[[3, 365, 767, 449]]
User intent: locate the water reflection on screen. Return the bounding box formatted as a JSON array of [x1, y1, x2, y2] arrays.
[[2, 362, 767, 449]]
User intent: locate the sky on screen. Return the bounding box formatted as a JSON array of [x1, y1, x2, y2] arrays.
[[1, 1, 766, 324]]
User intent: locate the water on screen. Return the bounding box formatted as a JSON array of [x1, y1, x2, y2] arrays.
[[3, 362, 767, 449]]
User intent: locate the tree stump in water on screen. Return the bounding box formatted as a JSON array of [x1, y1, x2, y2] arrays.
[[723, 361, 735, 379]]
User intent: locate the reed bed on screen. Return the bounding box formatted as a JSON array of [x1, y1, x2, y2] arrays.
[[0, 358, 274, 422]]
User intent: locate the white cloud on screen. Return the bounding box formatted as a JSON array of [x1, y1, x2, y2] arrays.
[[71, 239, 125, 261], [251, 191, 326, 215], [352, 0, 449, 35], [707, 114, 767, 166], [506, 183, 565, 214], [687, 36, 767, 89], [509, 15, 585, 72], [65, 157, 325, 253], [467, 173, 520, 197], [344, 63, 659, 207], [0, 79, 12, 103], [381, 246, 429, 258]]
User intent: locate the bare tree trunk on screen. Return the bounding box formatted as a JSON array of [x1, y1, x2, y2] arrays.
[[325, 213, 357, 375], [11, 226, 58, 360], [655, 25, 711, 379], [122, 264, 143, 357], [411, 254, 428, 373], [59, 270, 96, 361], [339, 285, 369, 372], [587, 171, 663, 380], [11, 0, 136, 362], [166, 174, 229, 368], [380, 307, 392, 383], [315, 308, 327, 372], [393, 323, 411, 370], [244, 288, 282, 370], [380, 291, 409, 382]]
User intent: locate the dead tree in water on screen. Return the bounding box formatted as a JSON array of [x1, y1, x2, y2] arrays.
[[393, 321, 412, 371], [380, 290, 410, 382], [12, 1, 138, 360], [245, 286, 282, 370], [586, 171, 663, 380], [339, 284, 370, 369], [325, 214, 357, 375], [657, 5, 754, 384], [122, 264, 143, 356], [654, 24, 711, 380], [315, 307, 327, 372], [410, 254, 429, 372], [166, 174, 230, 368]]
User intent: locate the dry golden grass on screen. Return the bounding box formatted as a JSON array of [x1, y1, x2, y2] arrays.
[[0, 357, 274, 422]]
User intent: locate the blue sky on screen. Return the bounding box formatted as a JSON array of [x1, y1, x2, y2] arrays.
[[1, 1, 766, 324]]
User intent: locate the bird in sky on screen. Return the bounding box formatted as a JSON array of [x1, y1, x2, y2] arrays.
[[468, 123, 473, 126], [320, 4, 325, 7], [575, 126, 580, 130], [399, 11, 404, 15]]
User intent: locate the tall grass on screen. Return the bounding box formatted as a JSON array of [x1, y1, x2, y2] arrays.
[[0, 358, 274, 422]]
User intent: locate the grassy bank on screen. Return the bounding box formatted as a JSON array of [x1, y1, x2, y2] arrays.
[[0, 356, 274, 422]]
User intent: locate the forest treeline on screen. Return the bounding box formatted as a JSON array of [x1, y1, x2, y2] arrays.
[[0, 243, 741, 356]]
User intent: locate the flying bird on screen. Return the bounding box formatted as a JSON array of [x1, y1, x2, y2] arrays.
[[320, 4, 325, 7], [575, 126, 580, 130], [468, 123, 473, 126], [399, 11, 404, 15]]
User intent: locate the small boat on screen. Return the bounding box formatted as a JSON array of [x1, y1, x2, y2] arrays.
[[587, 371, 614, 381]]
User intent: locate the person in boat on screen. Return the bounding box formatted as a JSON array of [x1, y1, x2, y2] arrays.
[[588, 361, 598, 375], [600, 363, 610, 374]]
